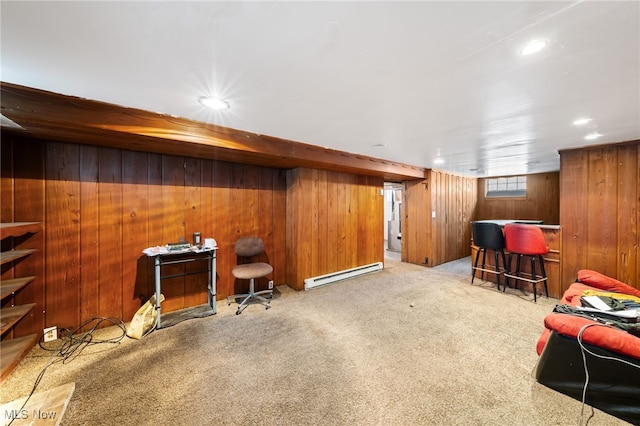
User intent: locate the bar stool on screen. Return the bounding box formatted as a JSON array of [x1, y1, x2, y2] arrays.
[[503, 223, 549, 302], [471, 222, 508, 290]]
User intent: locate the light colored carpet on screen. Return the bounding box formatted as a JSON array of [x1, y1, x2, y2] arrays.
[[0, 260, 629, 425]]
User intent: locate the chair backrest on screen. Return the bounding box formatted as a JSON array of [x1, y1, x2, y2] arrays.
[[235, 237, 265, 258], [504, 223, 549, 255], [472, 222, 505, 250]]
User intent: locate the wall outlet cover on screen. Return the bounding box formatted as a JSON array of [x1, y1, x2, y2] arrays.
[[44, 326, 57, 342]]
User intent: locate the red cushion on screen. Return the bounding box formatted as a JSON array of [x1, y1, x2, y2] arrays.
[[542, 313, 640, 359], [536, 328, 552, 355], [577, 269, 640, 298], [560, 282, 596, 305]]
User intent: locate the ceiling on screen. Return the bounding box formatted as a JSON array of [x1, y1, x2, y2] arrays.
[[1, 1, 639, 178]]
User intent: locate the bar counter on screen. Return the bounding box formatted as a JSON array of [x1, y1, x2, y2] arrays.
[[470, 221, 561, 299]]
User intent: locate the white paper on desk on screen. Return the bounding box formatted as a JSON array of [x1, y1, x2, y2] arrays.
[[142, 246, 170, 256]]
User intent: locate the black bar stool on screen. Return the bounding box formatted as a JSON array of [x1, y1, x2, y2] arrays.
[[503, 223, 549, 302], [471, 222, 508, 290]]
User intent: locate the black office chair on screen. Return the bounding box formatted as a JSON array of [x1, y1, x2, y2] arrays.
[[226, 237, 273, 315], [471, 222, 508, 290]]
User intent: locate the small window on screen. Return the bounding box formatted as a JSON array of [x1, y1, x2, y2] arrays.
[[485, 175, 526, 198]]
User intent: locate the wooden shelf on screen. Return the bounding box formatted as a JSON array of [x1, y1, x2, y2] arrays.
[[0, 303, 36, 335], [0, 249, 36, 266], [1, 276, 36, 301], [0, 334, 38, 382], [0, 222, 40, 382], [0, 222, 41, 240]]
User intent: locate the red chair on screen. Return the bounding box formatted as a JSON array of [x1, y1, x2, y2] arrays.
[[503, 223, 549, 302]]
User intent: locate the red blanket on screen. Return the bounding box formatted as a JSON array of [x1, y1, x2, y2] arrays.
[[536, 270, 640, 359]]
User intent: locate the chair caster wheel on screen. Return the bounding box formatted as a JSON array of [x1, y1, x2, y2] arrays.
[[265, 305, 270, 310], [235, 310, 241, 315]]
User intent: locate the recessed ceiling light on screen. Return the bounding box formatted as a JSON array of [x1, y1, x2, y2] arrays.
[[584, 132, 602, 141], [520, 39, 548, 56], [198, 96, 230, 110], [372, 143, 386, 148], [572, 117, 592, 126], [433, 157, 445, 165]]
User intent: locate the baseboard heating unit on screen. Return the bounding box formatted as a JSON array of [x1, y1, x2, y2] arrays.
[[304, 262, 383, 290]]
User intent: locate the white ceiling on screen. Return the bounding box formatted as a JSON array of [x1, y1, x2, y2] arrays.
[[2, 1, 639, 178]]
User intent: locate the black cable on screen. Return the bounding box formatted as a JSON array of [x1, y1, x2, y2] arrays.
[[7, 317, 126, 426]]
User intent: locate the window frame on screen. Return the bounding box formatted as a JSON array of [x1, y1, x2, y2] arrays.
[[485, 175, 527, 198]]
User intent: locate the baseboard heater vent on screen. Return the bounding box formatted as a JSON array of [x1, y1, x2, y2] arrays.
[[304, 262, 383, 290]]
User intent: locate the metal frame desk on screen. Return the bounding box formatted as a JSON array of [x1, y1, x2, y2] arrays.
[[146, 247, 217, 329]]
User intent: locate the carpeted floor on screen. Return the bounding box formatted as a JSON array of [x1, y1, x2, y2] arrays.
[[0, 259, 629, 425]]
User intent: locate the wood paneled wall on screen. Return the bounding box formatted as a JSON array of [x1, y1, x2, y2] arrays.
[[476, 172, 560, 224], [286, 168, 384, 290], [403, 170, 477, 266], [1, 134, 286, 334], [560, 141, 639, 291]]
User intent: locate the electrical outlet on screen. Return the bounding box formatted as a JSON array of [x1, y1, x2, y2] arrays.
[[268, 280, 274, 289], [43, 326, 57, 342]]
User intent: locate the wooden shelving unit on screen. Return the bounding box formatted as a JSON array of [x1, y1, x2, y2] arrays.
[[1, 222, 41, 381]]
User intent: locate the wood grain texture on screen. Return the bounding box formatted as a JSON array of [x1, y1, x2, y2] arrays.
[[11, 139, 45, 337], [1, 82, 425, 181], [560, 140, 639, 291], [45, 142, 81, 330], [403, 171, 476, 267], [122, 150, 150, 320], [79, 145, 100, 322], [286, 168, 383, 290], [2, 134, 291, 336], [476, 172, 560, 225]]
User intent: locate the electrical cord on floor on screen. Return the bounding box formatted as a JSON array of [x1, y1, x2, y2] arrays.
[[7, 317, 126, 426], [576, 322, 640, 426]]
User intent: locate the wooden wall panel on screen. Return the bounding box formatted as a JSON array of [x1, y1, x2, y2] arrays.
[[616, 145, 637, 285], [12, 140, 45, 337], [79, 146, 100, 322], [587, 148, 618, 276], [212, 161, 232, 299], [3, 133, 288, 335], [272, 170, 287, 286], [476, 172, 560, 225], [122, 151, 150, 322], [98, 148, 123, 320], [286, 168, 384, 290], [147, 154, 164, 299], [0, 140, 13, 224], [184, 157, 204, 308], [559, 150, 588, 288], [160, 155, 186, 313], [560, 141, 640, 292], [335, 173, 349, 272], [403, 170, 476, 267], [45, 142, 81, 330]]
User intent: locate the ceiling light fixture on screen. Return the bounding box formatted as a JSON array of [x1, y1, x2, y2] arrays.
[[433, 157, 445, 165], [198, 96, 230, 110], [584, 132, 602, 141], [572, 117, 592, 126], [520, 39, 548, 56]]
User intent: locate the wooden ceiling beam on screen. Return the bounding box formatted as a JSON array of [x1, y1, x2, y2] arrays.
[[1, 82, 425, 181]]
